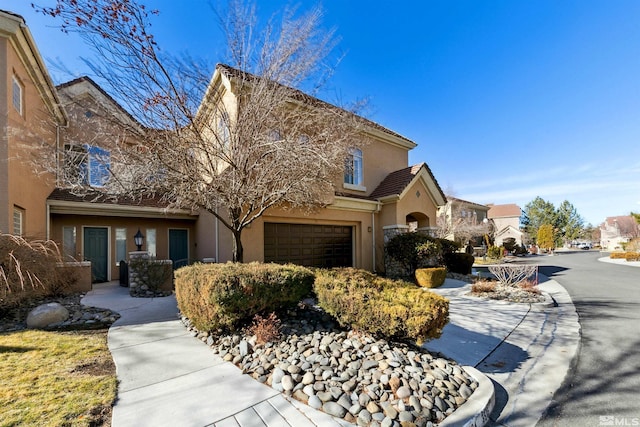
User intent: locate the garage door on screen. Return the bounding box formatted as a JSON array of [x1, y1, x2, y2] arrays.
[[264, 223, 353, 268]]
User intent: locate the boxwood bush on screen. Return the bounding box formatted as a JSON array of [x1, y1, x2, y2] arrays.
[[175, 262, 314, 332], [314, 268, 449, 344], [415, 267, 447, 288]]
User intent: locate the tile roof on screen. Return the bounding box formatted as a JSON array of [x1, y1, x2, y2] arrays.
[[368, 163, 445, 202], [487, 203, 522, 219]]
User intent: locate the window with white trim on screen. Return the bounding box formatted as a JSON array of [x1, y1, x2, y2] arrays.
[[12, 76, 23, 115], [64, 144, 111, 187], [13, 207, 24, 235], [115, 228, 127, 265], [218, 112, 230, 148], [63, 226, 77, 260], [344, 147, 364, 188], [146, 228, 157, 257]]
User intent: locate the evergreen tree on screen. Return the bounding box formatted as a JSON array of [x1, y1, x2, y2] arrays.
[[523, 197, 557, 241]]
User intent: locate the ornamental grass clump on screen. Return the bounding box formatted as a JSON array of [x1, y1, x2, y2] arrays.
[[313, 268, 449, 344], [1, 233, 77, 315], [174, 262, 314, 333]]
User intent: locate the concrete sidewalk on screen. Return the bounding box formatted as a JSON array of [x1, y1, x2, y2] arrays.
[[424, 277, 580, 427], [83, 283, 352, 427], [82, 275, 578, 427]]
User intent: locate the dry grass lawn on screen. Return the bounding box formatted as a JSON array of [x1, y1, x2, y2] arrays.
[[0, 329, 116, 426]]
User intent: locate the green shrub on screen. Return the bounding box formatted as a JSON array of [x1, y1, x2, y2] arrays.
[[385, 232, 434, 276], [175, 262, 314, 332], [444, 253, 475, 275], [313, 268, 449, 344], [415, 267, 447, 288]]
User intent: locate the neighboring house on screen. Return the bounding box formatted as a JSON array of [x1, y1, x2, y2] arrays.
[[0, 10, 67, 239], [600, 216, 640, 252], [436, 197, 490, 244], [487, 203, 524, 247], [1, 11, 448, 279], [47, 76, 200, 282]]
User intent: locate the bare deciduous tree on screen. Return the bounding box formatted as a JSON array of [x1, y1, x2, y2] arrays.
[[33, 0, 366, 262]]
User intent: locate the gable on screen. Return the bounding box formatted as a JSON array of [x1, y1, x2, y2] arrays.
[[370, 163, 446, 207]]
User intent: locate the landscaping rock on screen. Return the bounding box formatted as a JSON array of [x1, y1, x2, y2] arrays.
[[26, 303, 69, 328], [184, 303, 478, 427]]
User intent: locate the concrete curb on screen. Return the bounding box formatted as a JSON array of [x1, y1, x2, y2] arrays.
[[531, 289, 556, 309], [597, 256, 640, 268], [438, 366, 495, 427]]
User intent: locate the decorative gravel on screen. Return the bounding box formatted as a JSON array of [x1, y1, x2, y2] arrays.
[[468, 283, 546, 303], [182, 302, 478, 427]]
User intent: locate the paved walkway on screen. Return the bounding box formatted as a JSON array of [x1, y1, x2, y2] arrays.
[[83, 283, 351, 427], [425, 277, 580, 427], [82, 274, 580, 427]]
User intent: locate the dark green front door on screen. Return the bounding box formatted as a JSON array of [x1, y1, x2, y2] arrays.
[[169, 229, 189, 269], [84, 227, 108, 282]]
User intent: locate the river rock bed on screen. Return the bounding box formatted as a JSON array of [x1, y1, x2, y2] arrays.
[[467, 282, 545, 303], [181, 303, 478, 427], [0, 293, 120, 332]]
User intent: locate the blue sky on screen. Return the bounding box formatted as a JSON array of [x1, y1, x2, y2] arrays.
[[7, 0, 640, 225]]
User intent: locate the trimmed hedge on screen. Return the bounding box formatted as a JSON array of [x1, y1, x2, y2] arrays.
[[625, 252, 640, 262], [175, 262, 314, 332], [415, 267, 447, 288], [444, 253, 475, 275], [610, 252, 626, 259], [314, 268, 449, 344]]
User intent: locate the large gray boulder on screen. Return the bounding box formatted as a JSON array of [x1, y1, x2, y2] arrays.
[[26, 302, 70, 328]]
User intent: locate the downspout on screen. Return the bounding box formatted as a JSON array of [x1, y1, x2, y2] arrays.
[[372, 201, 382, 272], [215, 208, 219, 263]]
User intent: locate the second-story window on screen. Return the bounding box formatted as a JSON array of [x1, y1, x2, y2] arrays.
[[218, 112, 230, 149], [64, 144, 111, 187], [344, 147, 363, 187], [12, 76, 23, 115]]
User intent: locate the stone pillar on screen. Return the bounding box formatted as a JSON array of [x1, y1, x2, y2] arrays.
[[128, 251, 149, 290]]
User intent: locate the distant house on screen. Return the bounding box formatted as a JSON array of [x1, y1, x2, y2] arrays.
[[599, 216, 639, 251], [1, 10, 449, 280], [487, 203, 524, 247], [436, 197, 490, 244]]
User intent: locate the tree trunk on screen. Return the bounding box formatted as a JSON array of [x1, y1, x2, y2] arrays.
[[232, 229, 244, 263]]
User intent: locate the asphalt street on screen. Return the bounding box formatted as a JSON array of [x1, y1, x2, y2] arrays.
[[530, 251, 640, 427]]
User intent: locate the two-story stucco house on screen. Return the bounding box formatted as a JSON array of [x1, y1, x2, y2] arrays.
[[2, 10, 447, 281], [195, 64, 447, 273]]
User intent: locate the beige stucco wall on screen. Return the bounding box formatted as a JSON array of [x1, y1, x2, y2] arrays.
[[2, 37, 57, 239], [338, 133, 409, 198]]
